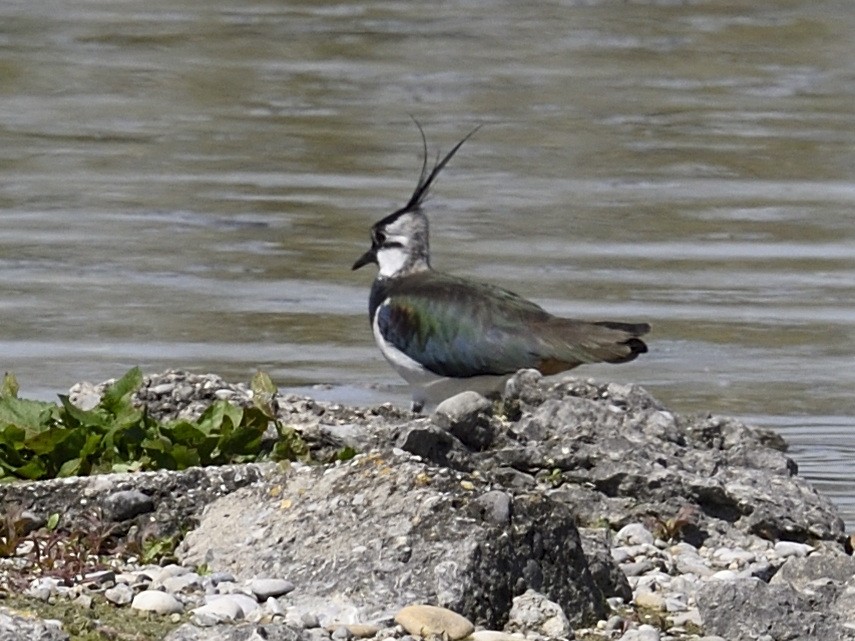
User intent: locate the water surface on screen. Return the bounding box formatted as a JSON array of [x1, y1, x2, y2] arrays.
[[2, 0, 855, 524]]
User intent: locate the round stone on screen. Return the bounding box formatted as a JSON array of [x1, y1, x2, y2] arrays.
[[615, 523, 655, 546], [191, 597, 244, 626], [104, 584, 134, 606], [395, 604, 474, 640], [131, 590, 184, 615], [206, 592, 259, 617], [635, 591, 665, 610], [249, 578, 295, 600], [161, 572, 201, 594], [103, 490, 155, 521], [710, 569, 739, 581]]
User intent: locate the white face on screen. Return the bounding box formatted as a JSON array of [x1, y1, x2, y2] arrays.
[[376, 243, 409, 277], [369, 210, 429, 277]]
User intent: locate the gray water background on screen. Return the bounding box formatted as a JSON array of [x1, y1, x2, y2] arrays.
[[2, 1, 855, 524]]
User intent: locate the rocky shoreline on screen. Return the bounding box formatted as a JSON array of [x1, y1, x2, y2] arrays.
[[1, 369, 854, 641]]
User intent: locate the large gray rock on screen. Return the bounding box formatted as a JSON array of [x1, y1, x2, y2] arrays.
[[177, 452, 609, 628], [478, 377, 844, 543], [770, 548, 855, 589], [696, 578, 853, 641], [0, 608, 68, 641]]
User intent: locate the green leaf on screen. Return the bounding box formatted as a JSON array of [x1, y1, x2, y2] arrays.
[[13, 457, 47, 480], [46, 513, 60, 530], [170, 444, 200, 469], [272, 426, 309, 462], [111, 459, 145, 474], [0, 423, 27, 450], [1, 373, 19, 399], [334, 446, 358, 462], [141, 433, 172, 453], [0, 396, 57, 430], [100, 367, 143, 416], [57, 457, 83, 478], [197, 400, 244, 435], [25, 425, 76, 456], [251, 371, 278, 418], [167, 421, 207, 447]]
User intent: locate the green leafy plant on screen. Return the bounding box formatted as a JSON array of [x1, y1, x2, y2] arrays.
[[121, 524, 181, 566], [0, 368, 308, 481]]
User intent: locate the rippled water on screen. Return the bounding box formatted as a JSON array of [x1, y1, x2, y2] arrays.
[[2, 0, 854, 524]]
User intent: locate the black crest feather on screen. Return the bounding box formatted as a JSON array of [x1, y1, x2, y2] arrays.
[[400, 121, 482, 214]]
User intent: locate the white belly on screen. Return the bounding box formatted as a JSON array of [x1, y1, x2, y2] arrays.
[[372, 310, 509, 409]]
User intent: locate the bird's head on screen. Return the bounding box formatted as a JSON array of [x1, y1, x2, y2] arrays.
[[352, 123, 480, 278]]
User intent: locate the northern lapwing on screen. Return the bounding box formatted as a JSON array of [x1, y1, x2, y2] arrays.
[[352, 126, 650, 412]]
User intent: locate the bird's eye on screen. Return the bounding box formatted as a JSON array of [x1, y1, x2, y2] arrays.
[[374, 231, 386, 245]]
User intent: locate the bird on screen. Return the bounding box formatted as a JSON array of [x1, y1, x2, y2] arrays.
[[352, 125, 650, 413]]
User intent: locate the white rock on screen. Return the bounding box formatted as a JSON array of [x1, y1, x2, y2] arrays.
[[150, 564, 190, 587], [192, 597, 245, 626], [671, 542, 700, 555], [470, 631, 525, 641], [669, 608, 703, 627], [615, 523, 655, 546], [712, 547, 756, 566], [664, 595, 688, 612], [264, 596, 286, 617], [668, 575, 702, 594], [104, 583, 134, 606], [506, 589, 571, 638], [206, 592, 259, 617], [131, 590, 184, 615], [619, 623, 660, 641], [710, 569, 739, 581], [675, 555, 715, 577], [634, 591, 665, 610], [774, 541, 814, 558], [611, 547, 634, 563], [161, 572, 201, 594]]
